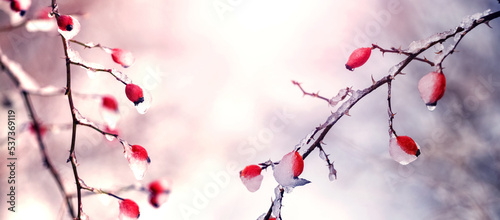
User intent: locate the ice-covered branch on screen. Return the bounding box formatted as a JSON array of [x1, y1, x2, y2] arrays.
[[0, 50, 76, 218], [253, 9, 500, 218]]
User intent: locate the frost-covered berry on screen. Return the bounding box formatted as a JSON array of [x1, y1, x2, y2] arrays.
[[56, 15, 74, 31], [10, 0, 30, 16], [418, 71, 446, 111], [389, 136, 421, 165], [102, 95, 119, 112], [111, 48, 135, 68], [273, 151, 310, 188], [118, 199, 140, 220], [147, 178, 171, 208], [240, 165, 263, 192], [125, 84, 144, 106], [55, 14, 80, 39], [345, 47, 372, 71], [125, 144, 151, 180]]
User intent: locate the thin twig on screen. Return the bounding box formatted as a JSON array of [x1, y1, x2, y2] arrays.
[[0, 52, 76, 218], [372, 44, 435, 66]]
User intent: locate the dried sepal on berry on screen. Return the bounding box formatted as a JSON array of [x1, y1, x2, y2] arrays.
[[239, 165, 264, 192], [111, 48, 135, 68], [272, 151, 310, 188], [118, 199, 140, 220], [345, 47, 372, 71], [418, 70, 446, 111], [56, 14, 80, 39], [389, 135, 421, 165]]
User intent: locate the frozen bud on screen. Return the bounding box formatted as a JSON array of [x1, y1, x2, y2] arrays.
[[56, 15, 80, 39], [125, 145, 151, 180], [125, 84, 144, 106], [389, 136, 421, 165], [273, 151, 310, 188], [111, 48, 135, 68], [418, 71, 446, 111], [239, 165, 264, 192], [118, 199, 140, 220], [10, 0, 31, 16], [345, 47, 372, 71]]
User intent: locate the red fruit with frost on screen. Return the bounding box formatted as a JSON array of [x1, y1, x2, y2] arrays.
[[111, 48, 135, 68], [125, 84, 144, 105], [102, 95, 119, 111], [291, 151, 304, 177], [240, 164, 264, 192], [10, 0, 30, 16], [389, 135, 421, 165], [418, 71, 446, 109], [118, 199, 140, 220], [240, 165, 262, 178], [56, 15, 74, 31], [131, 145, 150, 162], [345, 47, 372, 71], [147, 178, 171, 208]]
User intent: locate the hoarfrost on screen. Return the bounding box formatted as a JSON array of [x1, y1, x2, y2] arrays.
[[110, 69, 132, 84], [241, 175, 264, 192]]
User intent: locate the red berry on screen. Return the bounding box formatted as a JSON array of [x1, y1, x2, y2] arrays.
[[56, 15, 74, 31], [111, 48, 135, 68], [125, 84, 144, 105], [149, 194, 160, 208], [102, 95, 119, 111], [345, 47, 372, 71], [291, 151, 304, 178], [148, 181, 163, 194], [10, 0, 29, 16], [131, 145, 150, 162], [396, 136, 420, 156], [10, 1, 21, 11], [118, 199, 140, 219], [240, 165, 262, 178], [418, 71, 446, 108]]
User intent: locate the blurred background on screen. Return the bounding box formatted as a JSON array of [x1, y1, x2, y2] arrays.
[[1, 0, 500, 219]]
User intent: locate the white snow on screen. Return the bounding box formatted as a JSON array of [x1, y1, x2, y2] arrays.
[[241, 175, 264, 192]]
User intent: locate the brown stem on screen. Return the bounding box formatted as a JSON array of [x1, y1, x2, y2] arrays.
[[0, 52, 76, 218]]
